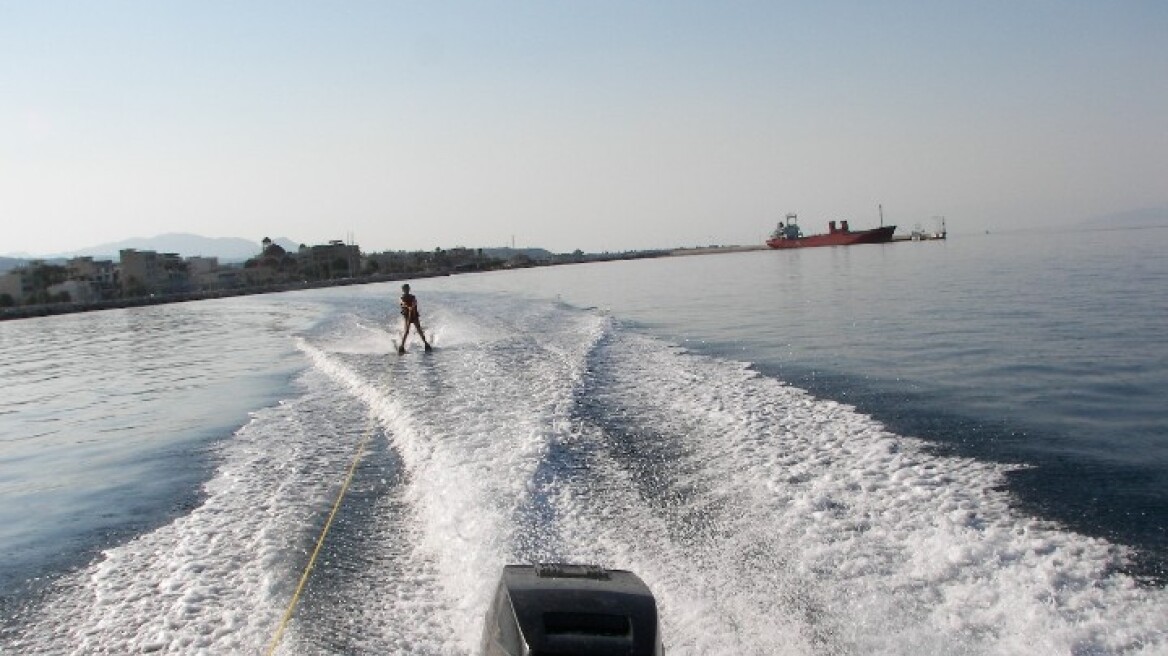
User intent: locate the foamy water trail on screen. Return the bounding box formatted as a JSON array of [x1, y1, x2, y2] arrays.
[[544, 331, 1168, 654], [4, 293, 1165, 655], [2, 368, 372, 654]]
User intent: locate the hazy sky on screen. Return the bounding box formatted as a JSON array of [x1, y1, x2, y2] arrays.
[[3, 1, 1166, 255]]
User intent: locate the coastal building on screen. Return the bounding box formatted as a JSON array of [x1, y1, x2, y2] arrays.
[[67, 257, 118, 300], [364, 250, 427, 274], [0, 260, 70, 304], [0, 267, 32, 304], [213, 267, 245, 289], [119, 249, 190, 295], [48, 279, 100, 304], [119, 249, 163, 295], [301, 240, 361, 279], [186, 256, 222, 291]]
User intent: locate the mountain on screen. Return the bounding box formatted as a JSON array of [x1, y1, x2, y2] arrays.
[[0, 257, 38, 274], [63, 234, 302, 262]]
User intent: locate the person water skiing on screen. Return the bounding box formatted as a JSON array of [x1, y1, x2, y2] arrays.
[[397, 283, 432, 354]]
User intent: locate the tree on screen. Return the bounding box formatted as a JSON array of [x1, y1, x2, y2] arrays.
[[124, 276, 149, 298], [29, 264, 68, 293]]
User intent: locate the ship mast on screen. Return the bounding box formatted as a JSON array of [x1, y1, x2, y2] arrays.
[[879, 204, 884, 227]]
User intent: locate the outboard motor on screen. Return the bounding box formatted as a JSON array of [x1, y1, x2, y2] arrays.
[[480, 563, 664, 655]]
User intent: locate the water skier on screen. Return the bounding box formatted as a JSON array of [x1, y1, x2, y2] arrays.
[[397, 283, 432, 354]]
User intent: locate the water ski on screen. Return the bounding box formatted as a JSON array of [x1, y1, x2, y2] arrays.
[[393, 339, 432, 355]]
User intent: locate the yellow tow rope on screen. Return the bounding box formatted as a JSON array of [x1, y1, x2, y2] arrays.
[[265, 418, 376, 655]]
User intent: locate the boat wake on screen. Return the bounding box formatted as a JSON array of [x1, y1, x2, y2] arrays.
[[3, 292, 1165, 655]]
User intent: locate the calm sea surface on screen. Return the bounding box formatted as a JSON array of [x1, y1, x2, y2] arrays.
[[1, 226, 1165, 654]]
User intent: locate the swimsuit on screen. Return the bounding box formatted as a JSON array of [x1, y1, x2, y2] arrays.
[[401, 293, 420, 322]]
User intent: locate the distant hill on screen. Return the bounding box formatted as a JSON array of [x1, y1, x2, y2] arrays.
[[0, 255, 69, 273], [0, 257, 33, 274], [64, 234, 302, 262]]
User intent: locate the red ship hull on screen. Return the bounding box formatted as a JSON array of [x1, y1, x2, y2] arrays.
[[766, 224, 895, 249]]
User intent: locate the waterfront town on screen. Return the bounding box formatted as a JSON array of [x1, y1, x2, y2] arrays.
[[0, 237, 669, 320]]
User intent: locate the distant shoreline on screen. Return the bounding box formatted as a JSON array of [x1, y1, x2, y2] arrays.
[[0, 245, 785, 322], [0, 271, 444, 322]]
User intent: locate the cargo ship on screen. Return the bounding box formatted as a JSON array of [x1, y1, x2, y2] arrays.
[[766, 212, 896, 249]]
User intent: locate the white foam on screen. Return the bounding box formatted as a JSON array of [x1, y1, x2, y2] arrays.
[[6, 367, 376, 654], [543, 330, 1168, 654], [7, 294, 1166, 655], [290, 297, 611, 652]]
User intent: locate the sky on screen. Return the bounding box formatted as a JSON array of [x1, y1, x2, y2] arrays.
[[3, 1, 1166, 256]]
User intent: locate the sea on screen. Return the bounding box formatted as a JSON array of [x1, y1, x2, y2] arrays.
[[0, 226, 1165, 655]]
